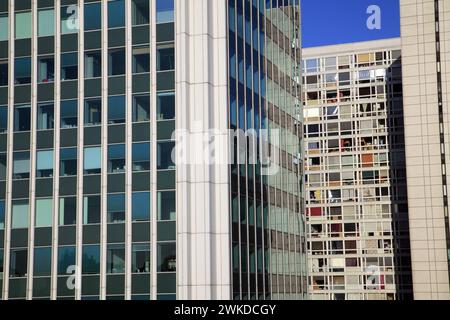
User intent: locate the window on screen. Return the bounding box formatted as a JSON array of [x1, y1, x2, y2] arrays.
[[13, 151, 30, 179], [59, 197, 77, 226], [82, 245, 100, 274], [85, 50, 101, 78], [15, 11, 32, 39], [38, 57, 55, 83], [132, 95, 150, 122], [60, 148, 77, 176], [0, 200, 5, 229], [107, 194, 125, 223], [108, 144, 126, 173], [38, 9, 54, 37], [34, 247, 52, 277], [61, 100, 78, 128], [37, 103, 54, 130], [36, 150, 54, 178], [107, 244, 125, 274], [83, 196, 101, 224], [15, 57, 32, 84], [156, 0, 174, 23], [12, 200, 29, 229], [84, 99, 102, 125], [61, 52, 78, 80], [108, 49, 126, 76], [305, 59, 318, 73], [0, 14, 8, 41], [157, 92, 175, 120], [157, 45, 175, 71], [133, 47, 150, 73], [58, 246, 75, 275], [0, 60, 7, 86], [84, 147, 101, 174], [157, 141, 175, 170], [108, 95, 125, 124], [157, 191, 176, 221], [10, 249, 28, 277], [132, 244, 150, 273], [157, 243, 176, 272], [14, 104, 31, 131], [132, 0, 149, 26], [132, 192, 150, 221], [0, 249, 2, 278], [132, 143, 150, 171], [61, 5, 78, 34], [0, 153, 6, 180], [84, 2, 101, 31], [0, 106, 7, 132], [108, 0, 125, 28], [35, 198, 53, 227]]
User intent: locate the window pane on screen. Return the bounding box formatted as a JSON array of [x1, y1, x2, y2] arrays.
[[132, 244, 150, 273], [13, 151, 30, 179], [0, 106, 7, 132], [60, 148, 77, 176], [61, 100, 78, 128], [157, 46, 175, 71], [132, 95, 150, 122], [84, 3, 101, 31], [34, 247, 52, 276], [108, 95, 125, 124], [12, 200, 29, 229], [108, 49, 125, 76], [157, 141, 175, 170], [156, 0, 174, 23], [132, 0, 149, 25], [0, 153, 6, 180], [58, 246, 75, 275], [132, 143, 150, 171], [83, 196, 100, 224], [108, 144, 125, 173], [157, 92, 175, 120], [133, 47, 150, 73], [61, 5, 78, 34], [59, 197, 77, 226], [14, 104, 31, 131], [37, 150, 54, 178], [84, 99, 102, 125], [15, 57, 32, 84], [107, 244, 125, 274], [108, 0, 125, 28], [157, 191, 176, 221], [0, 14, 8, 41], [157, 242, 176, 272], [0, 60, 7, 86], [38, 9, 54, 37], [84, 147, 101, 174], [36, 198, 53, 227], [37, 103, 54, 130], [61, 52, 78, 80], [85, 51, 101, 78], [82, 245, 100, 274], [107, 194, 125, 223], [10, 249, 28, 277], [0, 200, 5, 229], [132, 192, 150, 221], [15, 12, 32, 39]]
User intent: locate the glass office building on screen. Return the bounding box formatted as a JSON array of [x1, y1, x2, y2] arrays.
[[0, 0, 305, 300], [303, 39, 412, 300]]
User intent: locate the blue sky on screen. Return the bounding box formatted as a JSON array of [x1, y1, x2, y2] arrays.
[[301, 0, 400, 48]]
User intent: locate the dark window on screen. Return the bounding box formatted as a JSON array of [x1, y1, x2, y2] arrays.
[[157, 141, 175, 170], [34, 247, 52, 277], [14, 104, 31, 131], [108, 0, 125, 28], [37, 103, 54, 130], [107, 244, 125, 274], [157, 92, 175, 120], [108, 49, 126, 76], [58, 246, 76, 275], [132, 244, 150, 273], [107, 193, 125, 223], [59, 197, 77, 226], [132, 192, 150, 222], [157, 243, 176, 272], [84, 2, 101, 31], [132, 142, 150, 171], [61, 52, 78, 80], [157, 191, 176, 221], [82, 245, 100, 275], [157, 45, 175, 71], [61, 100, 78, 128], [132, 95, 150, 122], [0, 201, 5, 229], [108, 95, 126, 124], [38, 56, 55, 83], [0, 106, 7, 133], [133, 47, 150, 74], [85, 99, 102, 126], [60, 147, 77, 177], [108, 144, 126, 173], [132, 0, 149, 26], [85, 51, 102, 78], [0, 60, 8, 86], [15, 57, 32, 84], [10, 249, 28, 277], [83, 195, 101, 224]]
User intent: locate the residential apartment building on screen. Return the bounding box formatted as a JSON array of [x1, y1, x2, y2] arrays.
[[303, 39, 412, 300], [0, 0, 305, 300], [400, 0, 450, 299]]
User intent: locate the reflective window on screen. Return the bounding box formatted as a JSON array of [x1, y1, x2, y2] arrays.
[[60, 148, 77, 176], [36, 150, 54, 178], [82, 245, 100, 275], [108, 0, 125, 28], [107, 244, 125, 274], [59, 197, 77, 226], [38, 9, 54, 37], [132, 0, 149, 25], [15, 57, 32, 84], [157, 243, 176, 272], [34, 247, 52, 276], [83, 195, 101, 224], [61, 100, 78, 128], [157, 191, 176, 221], [0, 200, 5, 229], [132, 95, 150, 122], [108, 194, 125, 223], [132, 143, 150, 171], [58, 246, 75, 275], [84, 99, 102, 126], [13, 151, 30, 179], [85, 50, 101, 78], [157, 141, 175, 170], [37, 103, 54, 130], [133, 47, 150, 74], [108, 49, 126, 76], [35, 198, 53, 227], [84, 146, 101, 174], [15, 11, 32, 39], [61, 5, 78, 34], [108, 95, 125, 124], [157, 45, 175, 71], [14, 104, 31, 131], [132, 192, 150, 222], [108, 144, 126, 173], [10, 249, 28, 277], [12, 200, 29, 229], [84, 3, 101, 31], [61, 52, 78, 80], [157, 92, 175, 120], [0, 14, 8, 41], [156, 0, 174, 23], [132, 244, 150, 273]]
